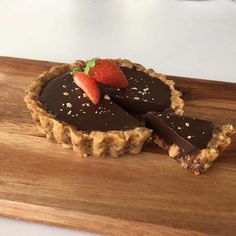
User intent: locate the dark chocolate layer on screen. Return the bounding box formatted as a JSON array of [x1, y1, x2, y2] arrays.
[[144, 111, 214, 156], [100, 67, 171, 114], [39, 72, 143, 132]]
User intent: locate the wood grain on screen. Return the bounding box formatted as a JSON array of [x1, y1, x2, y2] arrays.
[[0, 56, 236, 236]]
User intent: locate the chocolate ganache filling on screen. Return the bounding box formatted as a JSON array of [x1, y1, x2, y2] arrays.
[[144, 111, 214, 156], [39, 67, 172, 132], [39, 72, 143, 132], [100, 67, 171, 114]]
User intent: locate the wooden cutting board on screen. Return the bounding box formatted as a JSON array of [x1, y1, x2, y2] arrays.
[[0, 56, 235, 236]]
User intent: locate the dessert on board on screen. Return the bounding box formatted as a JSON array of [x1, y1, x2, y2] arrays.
[[24, 58, 234, 175]]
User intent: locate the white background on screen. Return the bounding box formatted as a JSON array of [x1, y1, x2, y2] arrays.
[[0, 0, 236, 235]]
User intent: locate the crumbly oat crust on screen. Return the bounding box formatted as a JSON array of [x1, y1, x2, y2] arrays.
[[24, 60, 156, 158], [153, 124, 235, 175], [25, 58, 184, 158]]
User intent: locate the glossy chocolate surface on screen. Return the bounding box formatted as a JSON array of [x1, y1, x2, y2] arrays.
[[40, 72, 143, 132], [144, 111, 214, 156], [100, 67, 171, 114]]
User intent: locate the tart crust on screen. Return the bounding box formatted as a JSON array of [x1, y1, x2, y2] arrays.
[[153, 124, 235, 175], [24, 59, 184, 158], [24, 62, 151, 158]]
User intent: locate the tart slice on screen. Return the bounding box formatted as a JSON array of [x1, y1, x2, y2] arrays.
[[144, 111, 235, 175]]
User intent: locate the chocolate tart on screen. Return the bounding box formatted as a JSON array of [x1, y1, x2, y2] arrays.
[[24, 59, 183, 158], [144, 111, 235, 175]]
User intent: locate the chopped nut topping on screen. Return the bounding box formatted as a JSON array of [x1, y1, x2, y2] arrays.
[[187, 136, 192, 139], [133, 96, 140, 100], [60, 108, 63, 111], [85, 103, 90, 107], [78, 96, 81, 99], [185, 122, 190, 127], [131, 87, 138, 90], [62, 103, 65, 107], [63, 92, 69, 96], [104, 95, 111, 100], [83, 93, 87, 98], [177, 127, 181, 130], [62, 85, 67, 88], [66, 102, 72, 108], [143, 87, 149, 92], [75, 87, 79, 90], [67, 110, 72, 115]]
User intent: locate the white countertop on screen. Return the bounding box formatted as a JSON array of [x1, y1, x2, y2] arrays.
[[0, 0, 236, 235]]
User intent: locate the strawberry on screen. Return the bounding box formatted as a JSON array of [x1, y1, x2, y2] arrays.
[[84, 59, 129, 88], [73, 70, 100, 105]]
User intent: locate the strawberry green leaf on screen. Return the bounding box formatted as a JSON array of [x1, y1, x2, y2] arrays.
[[72, 67, 81, 76], [84, 59, 96, 74]]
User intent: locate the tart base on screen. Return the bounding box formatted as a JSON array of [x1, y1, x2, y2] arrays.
[[25, 58, 183, 158], [24, 61, 152, 158], [153, 124, 235, 175]]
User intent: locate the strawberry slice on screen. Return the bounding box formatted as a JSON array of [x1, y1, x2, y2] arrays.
[[85, 59, 129, 88], [73, 71, 100, 105]]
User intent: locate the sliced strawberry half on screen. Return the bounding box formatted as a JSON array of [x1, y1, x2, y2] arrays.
[[73, 70, 100, 105], [84, 59, 129, 88]]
